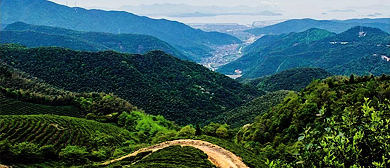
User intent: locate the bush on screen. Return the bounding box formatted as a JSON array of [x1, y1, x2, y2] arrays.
[[216, 126, 229, 138], [177, 125, 196, 138], [60, 145, 89, 165]]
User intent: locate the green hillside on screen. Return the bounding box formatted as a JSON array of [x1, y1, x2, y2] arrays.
[[245, 18, 390, 35], [0, 44, 263, 125], [0, 115, 129, 149], [0, 61, 138, 120], [211, 90, 291, 128], [328, 52, 390, 76], [218, 27, 390, 78], [1, 0, 242, 61], [236, 74, 390, 167], [0, 115, 132, 165], [0, 96, 83, 117], [243, 28, 336, 55], [244, 67, 333, 92], [1, 22, 190, 60]]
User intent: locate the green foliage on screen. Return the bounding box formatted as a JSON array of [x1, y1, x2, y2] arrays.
[[0, 140, 58, 164], [118, 111, 177, 141], [113, 146, 216, 168], [0, 115, 131, 151], [0, 95, 83, 117], [0, 62, 136, 119], [243, 67, 332, 92], [296, 99, 390, 167], [237, 74, 390, 166], [0, 44, 262, 125], [212, 90, 291, 128], [216, 126, 229, 138], [177, 125, 196, 138], [59, 145, 89, 165], [151, 131, 178, 144]]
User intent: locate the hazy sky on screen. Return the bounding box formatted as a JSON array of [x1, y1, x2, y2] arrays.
[[48, 0, 389, 9], [48, 0, 390, 24]]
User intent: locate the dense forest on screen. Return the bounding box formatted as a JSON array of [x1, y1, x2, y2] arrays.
[[212, 90, 291, 128], [237, 74, 390, 167], [0, 22, 190, 60], [241, 67, 332, 92], [0, 44, 262, 125]]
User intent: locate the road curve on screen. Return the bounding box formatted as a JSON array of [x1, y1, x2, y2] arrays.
[[101, 139, 249, 168]]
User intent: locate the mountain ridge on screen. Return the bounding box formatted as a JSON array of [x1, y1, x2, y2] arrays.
[[245, 18, 390, 35], [218, 26, 390, 78], [1, 22, 190, 60], [1, 0, 242, 61]]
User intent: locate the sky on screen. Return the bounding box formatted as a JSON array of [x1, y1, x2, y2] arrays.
[[48, 0, 390, 25], [48, 0, 389, 8]]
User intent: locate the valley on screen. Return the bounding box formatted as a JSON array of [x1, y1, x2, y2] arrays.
[[1, 0, 390, 167]]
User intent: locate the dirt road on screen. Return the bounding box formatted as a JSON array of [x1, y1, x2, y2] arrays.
[[101, 139, 249, 168]]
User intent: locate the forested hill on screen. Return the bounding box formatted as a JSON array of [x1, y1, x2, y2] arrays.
[[236, 75, 390, 167], [242, 67, 333, 92], [0, 22, 190, 60], [0, 44, 263, 125], [242, 28, 336, 55], [245, 18, 390, 35], [218, 26, 390, 78], [0, 0, 242, 61]]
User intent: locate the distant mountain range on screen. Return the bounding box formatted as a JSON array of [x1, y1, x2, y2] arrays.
[[218, 26, 390, 78], [1, 0, 242, 62], [0, 22, 190, 60], [118, 3, 281, 16], [245, 18, 390, 35]]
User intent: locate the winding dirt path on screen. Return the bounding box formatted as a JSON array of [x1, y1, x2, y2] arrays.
[[101, 139, 249, 168]]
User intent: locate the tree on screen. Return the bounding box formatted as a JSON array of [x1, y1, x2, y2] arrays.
[[177, 125, 196, 137], [349, 74, 355, 84], [203, 122, 221, 136], [11, 142, 42, 163], [195, 124, 202, 136], [60, 146, 89, 165], [216, 126, 229, 138]]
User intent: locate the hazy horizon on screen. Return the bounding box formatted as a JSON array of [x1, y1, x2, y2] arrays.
[[48, 0, 390, 25]]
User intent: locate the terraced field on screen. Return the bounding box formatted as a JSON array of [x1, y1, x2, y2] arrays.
[[0, 115, 130, 150], [0, 95, 84, 117], [103, 139, 249, 168]]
